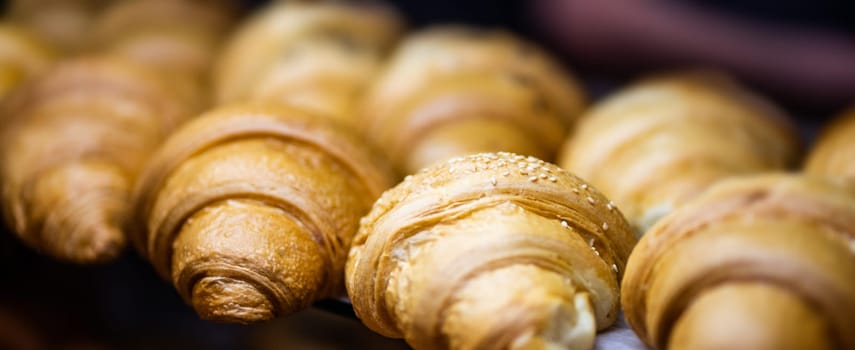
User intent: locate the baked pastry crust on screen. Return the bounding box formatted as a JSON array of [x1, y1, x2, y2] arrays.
[[347, 152, 635, 350]]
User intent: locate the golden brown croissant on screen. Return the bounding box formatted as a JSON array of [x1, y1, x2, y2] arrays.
[[621, 174, 855, 350], [347, 152, 636, 350], [214, 1, 402, 123], [131, 104, 395, 323], [361, 27, 587, 175], [805, 106, 855, 180], [558, 72, 800, 232], [0, 24, 55, 100], [0, 57, 192, 262]]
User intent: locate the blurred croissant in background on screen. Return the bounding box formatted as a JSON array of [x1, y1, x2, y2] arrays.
[[214, 1, 403, 123], [805, 106, 855, 180], [361, 27, 586, 174], [5, 0, 107, 54], [559, 71, 800, 233], [92, 0, 239, 110], [0, 57, 193, 262]]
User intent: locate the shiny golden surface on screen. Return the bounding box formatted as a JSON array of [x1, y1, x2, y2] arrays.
[[621, 174, 855, 350], [132, 104, 395, 323], [347, 152, 636, 350], [559, 72, 800, 233], [214, 1, 402, 123], [0, 57, 191, 263], [806, 106, 855, 180], [361, 27, 587, 174]]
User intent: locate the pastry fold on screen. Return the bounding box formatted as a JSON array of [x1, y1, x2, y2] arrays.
[[0, 57, 191, 262], [132, 104, 394, 323], [362, 27, 587, 174], [559, 71, 799, 232], [347, 152, 636, 350], [621, 174, 855, 350], [214, 1, 402, 123]]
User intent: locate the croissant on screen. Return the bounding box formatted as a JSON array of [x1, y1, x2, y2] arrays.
[[131, 104, 394, 323], [90, 0, 238, 111], [214, 1, 402, 123], [93, 0, 237, 80], [558, 72, 800, 232], [347, 152, 637, 350], [805, 106, 855, 179], [621, 174, 855, 350], [0, 57, 192, 262], [361, 27, 587, 175], [0, 24, 55, 100]]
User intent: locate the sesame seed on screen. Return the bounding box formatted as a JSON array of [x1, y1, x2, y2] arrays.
[[607, 201, 615, 211], [502, 171, 510, 177], [490, 177, 497, 186], [548, 176, 557, 182], [588, 238, 594, 246], [581, 184, 588, 190], [539, 174, 547, 179], [612, 264, 618, 272], [561, 220, 569, 228], [449, 167, 455, 174], [602, 222, 609, 231], [528, 176, 538, 182], [587, 196, 595, 204], [520, 170, 528, 175], [594, 250, 600, 256], [572, 188, 579, 194]]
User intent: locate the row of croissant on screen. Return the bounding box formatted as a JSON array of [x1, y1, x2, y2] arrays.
[[1, 1, 854, 350]]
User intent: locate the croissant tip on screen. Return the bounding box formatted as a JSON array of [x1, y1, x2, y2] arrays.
[[62, 223, 126, 264], [190, 276, 275, 324]]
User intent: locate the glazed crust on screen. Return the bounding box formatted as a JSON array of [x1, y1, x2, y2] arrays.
[[347, 152, 636, 350], [805, 106, 855, 180], [0, 57, 191, 263], [361, 27, 587, 174], [621, 174, 855, 349], [132, 103, 395, 323], [559, 71, 800, 233], [213, 2, 402, 123]]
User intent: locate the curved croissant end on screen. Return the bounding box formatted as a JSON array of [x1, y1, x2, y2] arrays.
[[213, 1, 402, 123], [622, 174, 855, 350], [347, 152, 636, 350], [362, 27, 587, 174], [0, 57, 191, 263], [132, 103, 394, 323], [559, 71, 800, 233], [805, 106, 855, 180]]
